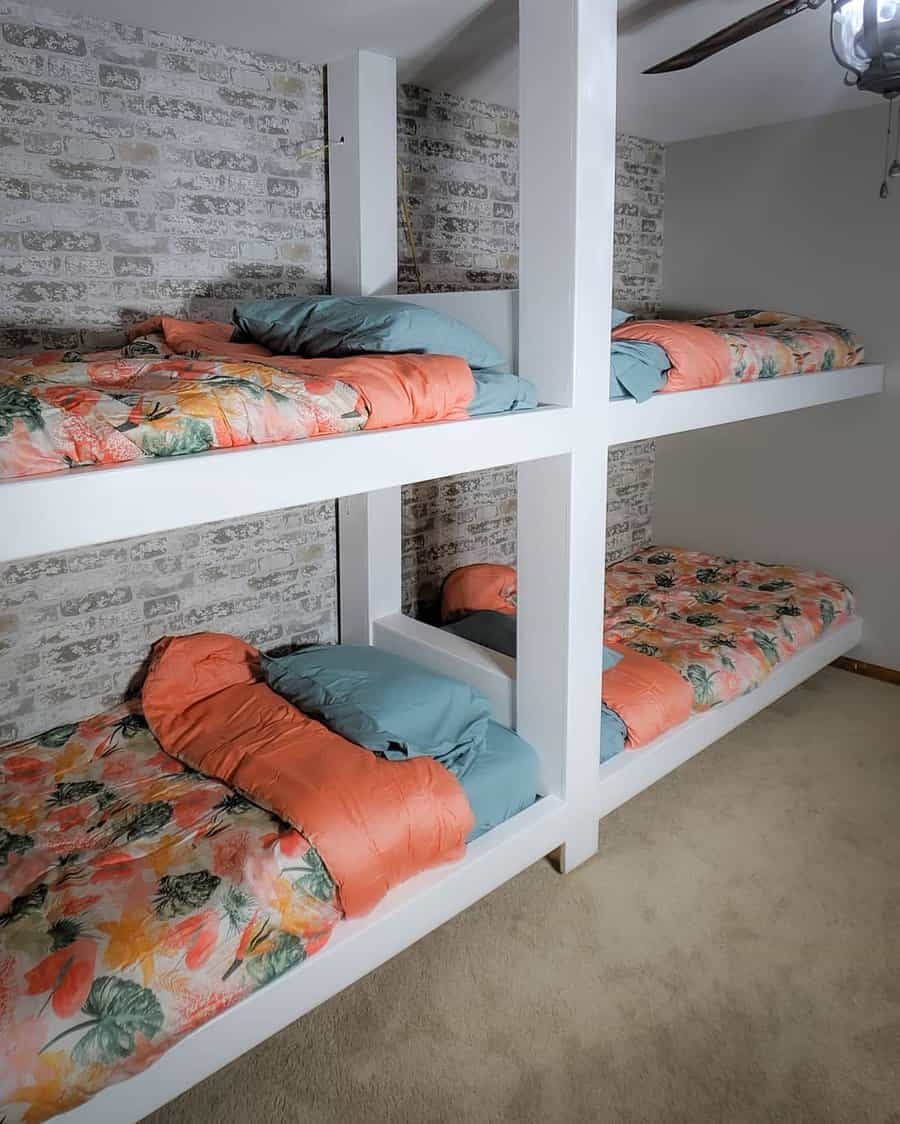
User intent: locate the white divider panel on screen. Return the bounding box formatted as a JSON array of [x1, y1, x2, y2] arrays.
[[517, 0, 617, 868], [400, 290, 519, 373], [327, 50, 403, 643], [373, 614, 516, 727]]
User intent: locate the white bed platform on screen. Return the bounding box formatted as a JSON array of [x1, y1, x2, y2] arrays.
[[608, 364, 884, 445], [0, 400, 572, 563], [592, 615, 863, 817]]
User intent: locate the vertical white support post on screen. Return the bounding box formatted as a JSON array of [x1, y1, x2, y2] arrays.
[[327, 52, 402, 643], [327, 51, 398, 296], [517, 1, 617, 868]]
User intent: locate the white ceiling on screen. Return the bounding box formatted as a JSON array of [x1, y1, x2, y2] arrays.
[[46, 0, 877, 143]]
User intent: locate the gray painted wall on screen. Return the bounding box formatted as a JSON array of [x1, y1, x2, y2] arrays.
[[657, 104, 898, 670]]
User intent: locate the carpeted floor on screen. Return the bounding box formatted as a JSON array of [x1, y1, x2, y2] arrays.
[[145, 668, 900, 1124]]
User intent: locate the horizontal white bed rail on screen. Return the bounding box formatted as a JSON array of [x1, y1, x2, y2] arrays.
[[1, 405, 572, 564], [609, 364, 884, 445]]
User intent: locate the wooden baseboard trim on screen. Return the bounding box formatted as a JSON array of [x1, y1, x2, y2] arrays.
[[832, 656, 900, 686]]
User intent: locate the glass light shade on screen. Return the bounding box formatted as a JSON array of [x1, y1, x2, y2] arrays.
[[831, 0, 900, 93]]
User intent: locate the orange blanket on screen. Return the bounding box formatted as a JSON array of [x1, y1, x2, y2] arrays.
[[438, 562, 693, 746], [612, 320, 732, 392], [130, 316, 475, 429], [601, 645, 693, 748], [141, 633, 474, 917]]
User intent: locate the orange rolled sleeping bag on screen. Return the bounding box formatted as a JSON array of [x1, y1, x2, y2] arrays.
[[142, 632, 473, 917]]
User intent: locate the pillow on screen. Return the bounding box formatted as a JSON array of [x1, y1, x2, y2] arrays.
[[612, 308, 634, 329], [441, 563, 518, 622], [233, 296, 507, 370], [261, 644, 491, 778]]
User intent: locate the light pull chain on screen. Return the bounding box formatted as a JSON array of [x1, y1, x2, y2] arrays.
[[880, 99, 892, 198], [890, 97, 900, 179]]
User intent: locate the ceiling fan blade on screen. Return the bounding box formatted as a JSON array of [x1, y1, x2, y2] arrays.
[[643, 0, 814, 74]]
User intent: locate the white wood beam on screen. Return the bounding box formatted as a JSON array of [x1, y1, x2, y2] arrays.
[[327, 51, 398, 296], [517, 0, 618, 869], [327, 51, 402, 643]]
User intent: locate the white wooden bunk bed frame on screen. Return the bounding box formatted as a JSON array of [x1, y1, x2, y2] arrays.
[[0, 5, 880, 1121]]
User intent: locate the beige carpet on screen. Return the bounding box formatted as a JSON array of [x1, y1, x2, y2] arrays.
[[146, 668, 900, 1124]]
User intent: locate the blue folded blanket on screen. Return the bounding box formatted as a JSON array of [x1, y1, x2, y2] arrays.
[[610, 339, 671, 402]]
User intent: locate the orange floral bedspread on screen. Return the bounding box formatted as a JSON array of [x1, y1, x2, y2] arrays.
[[605, 547, 855, 709], [0, 704, 341, 1123], [0, 327, 364, 480], [613, 310, 864, 393]]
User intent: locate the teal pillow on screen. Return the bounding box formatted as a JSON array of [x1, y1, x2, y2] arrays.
[[233, 296, 507, 370], [261, 644, 491, 778]]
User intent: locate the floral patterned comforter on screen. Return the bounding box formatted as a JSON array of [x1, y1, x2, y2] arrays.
[[605, 547, 855, 710], [0, 331, 364, 481], [693, 310, 864, 382], [0, 704, 341, 1123]]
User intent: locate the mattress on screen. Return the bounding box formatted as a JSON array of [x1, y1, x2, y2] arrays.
[[610, 309, 865, 402], [0, 700, 535, 1122], [440, 545, 855, 750], [0, 316, 535, 482], [607, 547, 855, 710]]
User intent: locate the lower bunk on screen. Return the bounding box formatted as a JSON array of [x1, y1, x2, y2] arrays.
[[0, 635, 547, 1124], [436, 546, 860, 811]]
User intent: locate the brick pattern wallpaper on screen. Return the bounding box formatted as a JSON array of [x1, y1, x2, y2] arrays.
[[0, 20, 664, 738], [397, 84, 518, 292], [0, 504, 337, 743], [0, 0, 327, 352], [0, 3, 337, 741], [398, 87, 665, 618]]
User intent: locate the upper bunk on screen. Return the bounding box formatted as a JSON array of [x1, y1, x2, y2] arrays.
[[0, 292, 569, 564], [1, 282, 883, 562], [609, 362, 884, 444]]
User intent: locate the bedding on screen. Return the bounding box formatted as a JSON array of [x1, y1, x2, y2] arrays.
[[439, 545, 854, 750], [232, 295, 508, 370], [0, 703, 341, 1124], [606, 546, 854, 710], [1, 632, 539, 1122], [142, 633, 474, 918], [611, 309, 864, 399], [460, 721, 540, 839], [0, 315, 536, 482], [262, 643, 491, 780]]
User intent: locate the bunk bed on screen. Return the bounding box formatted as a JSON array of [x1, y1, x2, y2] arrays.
[[432, 546, 862, 811], [0, 3, 882, 1123], [1, 7, 617, 1120]]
